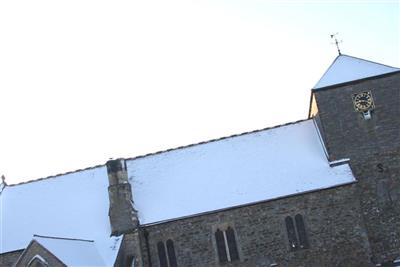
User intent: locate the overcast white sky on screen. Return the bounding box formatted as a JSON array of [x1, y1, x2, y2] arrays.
[[1, 0, 399, 184]]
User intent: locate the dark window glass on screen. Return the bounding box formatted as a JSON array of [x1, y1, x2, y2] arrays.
[[166, 239, 177, 267], [215, 228, 228, 263], [157, 241, 168, 267], [226, 227, 239, 261], [295, 214, 309, 249], [285, 216, 298, 250]]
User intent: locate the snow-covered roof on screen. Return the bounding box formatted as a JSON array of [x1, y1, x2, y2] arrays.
[[127, 119, 356, 225], [313, 54, 399, 89], [1, 119, 357, 257], [33, 235, 106, 266], [0, 167, 121, 265]]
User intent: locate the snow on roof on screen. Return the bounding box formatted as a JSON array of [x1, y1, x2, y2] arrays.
[[0, 167, 121, 265], [127, 119, 356, 225], [1, 120, 357, 256], [313, 54, 399, 89], [33, 235, 106, 266]]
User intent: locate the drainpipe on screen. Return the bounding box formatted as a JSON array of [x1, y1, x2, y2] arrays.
[[143, 228, 152, 267]]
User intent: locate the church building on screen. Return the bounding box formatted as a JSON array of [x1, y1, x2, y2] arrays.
[[1, 54, 399, 267]]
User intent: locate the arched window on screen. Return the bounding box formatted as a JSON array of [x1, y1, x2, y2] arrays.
[[226, 227, 239, 261], [27, 255, 48, 267], [157, 241, 168, 267], [215, 229, 228, 263], [285, 214, 309, 251], [166, 239, 177, 267], [295, 214, 309, 249], [215, 227, 239, 263], [285, 216, 298, 250], [157, 239, 178, 267]]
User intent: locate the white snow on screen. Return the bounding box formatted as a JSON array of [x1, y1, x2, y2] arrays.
[[314, 54, 399, 89], [28, 255, 48, 265], [34, 236, 106, 266], [0, 167, 121, 266], [127, 119, 356, 225], [329, 158, 350, 167], [1, 119, 358, 260]]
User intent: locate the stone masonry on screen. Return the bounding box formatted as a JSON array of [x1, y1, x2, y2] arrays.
[[137, 184, 371, 267], [14, 241, 66, 267], [107, 159, 139, 236], [115, 72, 400, 267], [313, 72, 400, 264], [0, 250, 23, 267]]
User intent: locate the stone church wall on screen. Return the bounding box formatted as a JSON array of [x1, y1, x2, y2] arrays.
[[350, 149, 400, 264], [314, 72, 400, 162], [137, 183, 372, 267], [13, 241, 66, 267], [313, 72, 400, 264], [0, 250, 23, 267]]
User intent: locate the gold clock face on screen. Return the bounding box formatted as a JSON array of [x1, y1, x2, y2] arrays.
[[352, 91, 374, 112]]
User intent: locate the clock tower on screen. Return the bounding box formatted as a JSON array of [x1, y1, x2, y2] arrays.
[[309, 54, 400, 264]]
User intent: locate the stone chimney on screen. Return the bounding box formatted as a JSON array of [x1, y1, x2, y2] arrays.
[[106, 158, 138, 236]]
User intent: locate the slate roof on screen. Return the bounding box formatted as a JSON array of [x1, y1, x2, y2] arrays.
[[313, 54, 400, 89]]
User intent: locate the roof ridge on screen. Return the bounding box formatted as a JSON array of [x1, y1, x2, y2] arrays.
[[340, 54, 399, 69], [126, 118, 310, 161], [7, 164, 105, 187], [7, 118, 309, 187], [33, 234, 94, 243]]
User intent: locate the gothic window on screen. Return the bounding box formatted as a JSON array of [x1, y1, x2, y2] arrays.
[[157, 241, 168, 267], [226, 227, 239, 261], [215, 229, 228, 263], [166, 239, 177, 267], [285, 216, 298, 250], [285, 214, 309, 250], [215, 227, 240, 263], [27, 256, 48, 267], [157, 239, 177, 267], [295, 214, 309, 249]]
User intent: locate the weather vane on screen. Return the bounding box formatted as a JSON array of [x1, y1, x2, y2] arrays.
[[330, 33, 342, 55], [0, 175, 6, 194]]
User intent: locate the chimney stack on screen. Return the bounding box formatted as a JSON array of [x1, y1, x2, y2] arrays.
[[106, 159, 138, 236]]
